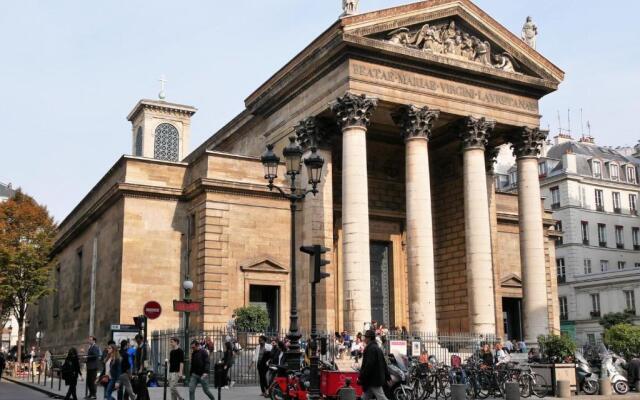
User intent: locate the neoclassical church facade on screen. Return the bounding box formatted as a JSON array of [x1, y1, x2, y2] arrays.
[[30, 0, 564, 352]]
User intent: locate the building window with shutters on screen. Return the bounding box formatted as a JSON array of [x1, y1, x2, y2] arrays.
[[559, 297, 568, 320], [600, 260, 609, 272], [584, 259, 592, 274], [556, 258, 566, 283], [610, 163, 619, 181], [630, 194, 637, 215], [613, 192, 621, 213], [551, 187, 560, 209], [633, 227, 640, 250], [581, 221, 589, 245], [598, 223, 607, 247], [590, 293, 601, 317], [627, 166, 637, 184], [624, 290, 636, 313], [615, 225, 624, 249], [595, 189, 604, 211], [618, 261, 626, 270], [592, 160, 602, 178]]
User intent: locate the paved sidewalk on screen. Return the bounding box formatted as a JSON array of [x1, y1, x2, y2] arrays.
[[4, 373, 259, 400]]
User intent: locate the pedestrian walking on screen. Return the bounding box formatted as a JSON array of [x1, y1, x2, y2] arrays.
[[0, 351, 6, 382], [61, 347, 82, 400], [358, 329, 390, 400], [221, 341, 235, 388], [168, 337, 185, 400], [253, 335, 272, 396], [86, 336, 101, 399], [188, 340, 215, 400], [104, 344, 121, 400], [116, 340, 136, 400]]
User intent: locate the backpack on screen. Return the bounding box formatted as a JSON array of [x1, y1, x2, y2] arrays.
[[450, 355, 462, 368], [61, 360, 73, 382]]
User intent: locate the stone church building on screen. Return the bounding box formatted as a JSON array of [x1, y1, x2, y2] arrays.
[[30, 0, 565, 352]]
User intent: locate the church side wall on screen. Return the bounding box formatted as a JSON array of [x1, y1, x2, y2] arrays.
[[28, 199, 125, 355]]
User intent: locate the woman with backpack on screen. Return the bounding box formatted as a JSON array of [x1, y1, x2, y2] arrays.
[[104, 344, 121, 400], [61, 347, 81, 400]]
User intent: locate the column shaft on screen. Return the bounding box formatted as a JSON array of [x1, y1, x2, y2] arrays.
[[463, 148, 496, 334], [341, 125, 371, 333], [518, 157, 549, 341], [405, 137, 437, 332]]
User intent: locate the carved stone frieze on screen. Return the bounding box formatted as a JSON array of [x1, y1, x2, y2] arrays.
[[391, 105, 440, 142], [510, 127, 548, 158], [382, 19, 518, 73], [295, 117, 335, 150], [460, 116, 495, 150], [330, 92, 378, 129]]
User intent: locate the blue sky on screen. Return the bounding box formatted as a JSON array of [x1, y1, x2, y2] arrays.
[[1, 0, 638, 221]]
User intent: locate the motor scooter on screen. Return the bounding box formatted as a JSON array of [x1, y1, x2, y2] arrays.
[[385, 354, 414, 400], [575, 352, 599, 395], [600, 351, 629, 394]]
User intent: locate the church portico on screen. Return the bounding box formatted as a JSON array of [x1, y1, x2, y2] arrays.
[[30, 0, 566, 354]]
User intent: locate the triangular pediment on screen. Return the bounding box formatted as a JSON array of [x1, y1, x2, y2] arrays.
[[239, 256, 288, 274], [341, 0, 563, 85], [500, 273, 523, 288]]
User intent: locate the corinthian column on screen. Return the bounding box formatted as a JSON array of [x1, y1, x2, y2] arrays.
[[511, 127, 549, 342], [330, 93, 377, 333], [460, 116, 497, 334], [392, 105, 440, 333]]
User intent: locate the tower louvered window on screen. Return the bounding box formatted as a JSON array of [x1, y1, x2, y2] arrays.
[[154, 123, 179, 161]]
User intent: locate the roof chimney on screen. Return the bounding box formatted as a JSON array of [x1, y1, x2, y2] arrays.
[[579, 135, 595, 144], [554, 133, 573, 145]]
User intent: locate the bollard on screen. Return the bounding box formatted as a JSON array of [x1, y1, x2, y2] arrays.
[[599, 378, 611, 395], [337, 378, 357, 400], [451, 383, 466, 400], [58, 370, 62, 391], [163, 359, 168, 400], [505, 381, 520, 400], [556, 379, 571, 398]]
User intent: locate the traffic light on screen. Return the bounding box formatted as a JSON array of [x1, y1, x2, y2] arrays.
[[300, 245, 331, 284]]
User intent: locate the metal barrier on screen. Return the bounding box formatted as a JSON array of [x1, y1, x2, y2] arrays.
[[150, 327, 499, 386]]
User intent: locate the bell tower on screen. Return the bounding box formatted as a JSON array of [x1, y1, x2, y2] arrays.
[[126, 81, 197, 162]]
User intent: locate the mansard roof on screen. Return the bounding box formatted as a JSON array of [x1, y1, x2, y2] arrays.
[[546, 141, 639, 165], [0, 182, 15, 199]]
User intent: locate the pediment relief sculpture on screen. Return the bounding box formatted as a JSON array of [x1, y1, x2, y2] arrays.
[[382, 19, 518, 73], [500, 273, 522, 288]]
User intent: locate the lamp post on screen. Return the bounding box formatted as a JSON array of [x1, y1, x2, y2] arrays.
[[260, 137, 325, 372], [182, 278, 193, 379]]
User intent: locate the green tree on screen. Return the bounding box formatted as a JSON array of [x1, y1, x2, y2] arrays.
[[599, 311, 635, 330], [0, 190, 56, 365], [537, 334, 576, 362], [603, 324, 640, 360], [234, 305, 270, 332]]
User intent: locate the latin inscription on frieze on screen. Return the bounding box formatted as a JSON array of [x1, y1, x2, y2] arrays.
[[351, 62, 538, 113]]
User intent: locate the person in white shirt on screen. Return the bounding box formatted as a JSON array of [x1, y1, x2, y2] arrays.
[[495, 343, 511, 366], [252, 336, 273, 397]]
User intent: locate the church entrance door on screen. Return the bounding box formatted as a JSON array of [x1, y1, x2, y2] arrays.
[[370, 241, 394, 328], [250, 285, 280, 331], [502, 297, 523, 341]]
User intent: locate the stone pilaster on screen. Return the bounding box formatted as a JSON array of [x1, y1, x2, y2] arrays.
[[392, 105, 440, 333], [295, 117, 336, 333], [330, 92, 377, 333], [459, 116, 497, 334], [510, 127, 549, 342]]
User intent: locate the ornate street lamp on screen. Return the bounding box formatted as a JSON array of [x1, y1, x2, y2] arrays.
[[260, 137, 324, 371], [182, 277, 193, 377]]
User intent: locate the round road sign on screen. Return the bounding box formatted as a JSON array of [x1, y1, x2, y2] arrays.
[[143, 301, 162, 320]]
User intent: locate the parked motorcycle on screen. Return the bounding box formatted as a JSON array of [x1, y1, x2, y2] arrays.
[[575, 352, 599, 395], [386, 354, 414, 400], [601, 351, 629, 394]]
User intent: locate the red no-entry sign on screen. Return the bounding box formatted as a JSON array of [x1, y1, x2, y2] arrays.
[[143, 301, 162, 319]]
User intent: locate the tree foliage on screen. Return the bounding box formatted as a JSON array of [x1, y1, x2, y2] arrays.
[[603, 323, 640, 360], [537, 334, 577, 362], [0, 190, 56, 364], [599, 311, 635, 330], [233, 305, 270, 332]]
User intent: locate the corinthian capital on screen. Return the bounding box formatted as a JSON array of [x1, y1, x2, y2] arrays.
[[295, 116, 334, 150], [330, 92, 378, 129], [459, 116, 495, 150], [510, 127, 548, 158], [392, 105, 440, 142]]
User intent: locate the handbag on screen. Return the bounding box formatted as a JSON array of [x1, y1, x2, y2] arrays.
[[99, 374, 110, 386]]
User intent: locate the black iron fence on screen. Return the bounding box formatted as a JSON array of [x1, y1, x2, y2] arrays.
[[150, 327, 499, 386]]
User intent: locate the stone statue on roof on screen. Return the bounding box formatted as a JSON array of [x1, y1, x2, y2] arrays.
[[343, 0, 359, 16], [521, 16, 538, 49]]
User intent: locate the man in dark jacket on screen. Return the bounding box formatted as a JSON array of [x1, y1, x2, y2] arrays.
[[189, 340, 215, 400], [359, 330, 389, 400], [85, 336, 101, 399], [0, 351, 6, 382]]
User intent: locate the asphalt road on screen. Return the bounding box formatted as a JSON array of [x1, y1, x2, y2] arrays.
[[0, 380, 53, 400]]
